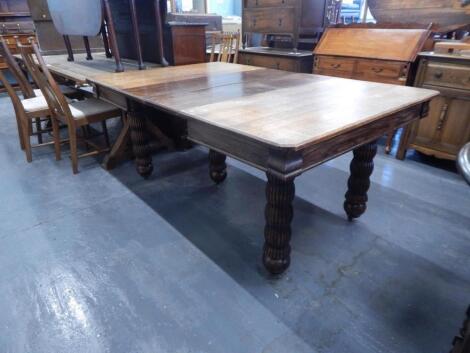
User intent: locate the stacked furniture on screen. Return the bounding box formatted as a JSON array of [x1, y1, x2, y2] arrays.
[[166, 13, 222, 45], [240, 0, 341, 73], [313, 24, 432, 152], [397, 52, 470, 160], [0, 0, 35, 71], [26, 0, 104, 55]]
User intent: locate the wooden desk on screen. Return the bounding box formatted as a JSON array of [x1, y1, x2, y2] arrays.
[[88, 62, 438, 275]]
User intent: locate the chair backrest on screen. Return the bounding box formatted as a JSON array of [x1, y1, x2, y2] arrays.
[[210, 30, 240, 64], [0, 39, 36, 98], [0, 68, 30, 136], [18, 41, 75, 127]]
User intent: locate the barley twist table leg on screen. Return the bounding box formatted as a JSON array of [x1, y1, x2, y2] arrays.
[[344, 141, 378, 221], [128, 112, 153, 179], [263, 172, 295, 275]]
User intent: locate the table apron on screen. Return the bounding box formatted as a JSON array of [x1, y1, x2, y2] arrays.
[[301, 101, 428, 172], [188, 101, 428, 179]]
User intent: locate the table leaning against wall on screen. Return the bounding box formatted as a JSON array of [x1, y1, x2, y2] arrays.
[[87, 62, 438, 274]]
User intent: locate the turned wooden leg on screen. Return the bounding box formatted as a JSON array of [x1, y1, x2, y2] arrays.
[[344, 141, 378, 221], [103, 0, 124, 72], [209, 149, 227, 184], [263, 172, 295, 275], [128, 113, 153, 178]]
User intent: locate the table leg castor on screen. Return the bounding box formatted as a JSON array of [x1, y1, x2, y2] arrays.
[[209, 150, 227, 184]]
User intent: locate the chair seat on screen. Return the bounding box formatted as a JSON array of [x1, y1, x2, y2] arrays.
[[68, 98, 120, 126], [22, 96, 49, 115]]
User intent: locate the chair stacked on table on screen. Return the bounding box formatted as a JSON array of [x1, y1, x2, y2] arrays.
[[0, 39, 123, 174]]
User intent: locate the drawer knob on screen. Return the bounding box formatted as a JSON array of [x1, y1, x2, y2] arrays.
[[278, 18, 283, 27], [372, 67, 383, 73], [434, 71, 443, 79]]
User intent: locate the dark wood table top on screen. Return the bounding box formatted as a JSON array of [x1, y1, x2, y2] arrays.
[[88, 62, 438, 150]]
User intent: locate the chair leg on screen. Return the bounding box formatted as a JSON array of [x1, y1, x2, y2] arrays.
[[15, 112, 25, 150], [385, 129, 395, 154], [102, 120, 110, 148], [69, 126, 79, 174], [51, 117, 61, 161], [35, 117, 43, 144], [101, 24, 112, 58], [21, 119, 32, 162]]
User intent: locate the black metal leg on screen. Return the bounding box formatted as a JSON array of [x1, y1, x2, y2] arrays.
[[83, 36, 93, 60], [63, 35, 74, 62]]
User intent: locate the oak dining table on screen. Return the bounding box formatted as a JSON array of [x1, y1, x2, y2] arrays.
[[84, 62, 438, 275]]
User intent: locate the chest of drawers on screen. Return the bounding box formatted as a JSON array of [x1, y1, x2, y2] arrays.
[[397, 53, 470, 160], [242, 0, 340, 49]]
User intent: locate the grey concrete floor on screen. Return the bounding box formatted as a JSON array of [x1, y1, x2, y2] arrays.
[[0, 93, 469, 353]]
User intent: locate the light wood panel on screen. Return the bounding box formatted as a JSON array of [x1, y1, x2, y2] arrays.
[[89, 62, 438, 149], [368, 0, 470, 33], [314, 28, 429, 62]]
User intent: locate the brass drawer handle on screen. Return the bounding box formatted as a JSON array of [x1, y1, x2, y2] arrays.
[[434, 71, 443, 79], [330, 63, 341, 69], [372, 67, 383, 73]]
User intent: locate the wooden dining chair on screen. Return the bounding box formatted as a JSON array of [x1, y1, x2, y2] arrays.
[[0, 69, 61, 163], [19, 41, 122, 174], [0, 39, 84, 149], [209, 30, 240, 64]]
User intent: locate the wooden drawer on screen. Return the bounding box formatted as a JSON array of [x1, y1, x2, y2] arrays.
[[313, 56, 355, 78], [240, 53, 297, 71], [243, 7, 295, 34], [422, 62, 470, 91], [354, 59, 407, 85], [245, 0, 296, 8]]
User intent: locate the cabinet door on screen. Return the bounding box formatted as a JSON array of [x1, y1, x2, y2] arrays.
[[412, 96, 470, 159], [440, 97, 470, 154]]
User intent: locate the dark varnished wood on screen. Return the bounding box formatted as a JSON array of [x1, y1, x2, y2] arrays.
[[103, 0, 124, 72], [164, 23, 206, 66], [128, 0, 145, 70], [264, 172, 295, 274], [344, 141, 378, 221], [209, 149, 227, 184], [86, 62, 437, 274], [128, 107, 153, 178]]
